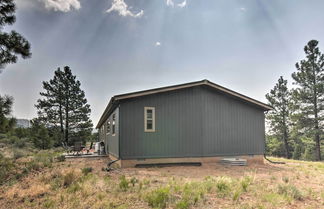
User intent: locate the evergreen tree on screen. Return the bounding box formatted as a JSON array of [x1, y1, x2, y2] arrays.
[[266, 76, 292, 158], [33, 125, 52, 149], [0, 95, 16, 133], [36, 66, 93, 145], [292, 40, 324, 161], [0, 0, 31, 70]]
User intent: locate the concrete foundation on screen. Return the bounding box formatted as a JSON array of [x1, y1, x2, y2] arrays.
[[111, 155, 264, 168]]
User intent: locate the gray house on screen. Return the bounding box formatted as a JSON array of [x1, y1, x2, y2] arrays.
[[96, 80, 272, 167]]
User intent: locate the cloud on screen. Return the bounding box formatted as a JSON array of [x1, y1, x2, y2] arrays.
[[177, 0, 187, 8], [155, 42, 161, 46], [166, 0, 187, 8], [41, 0, 81, 12], [240, 7, 246, 12], [166, 0, 174, 7], [107, 0, 144, 18]]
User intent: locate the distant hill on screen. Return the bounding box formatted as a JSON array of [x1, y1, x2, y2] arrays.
[[16, 119, 31, 128]]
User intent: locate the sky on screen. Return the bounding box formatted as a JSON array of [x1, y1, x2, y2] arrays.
[[1, 0, 324, 127]]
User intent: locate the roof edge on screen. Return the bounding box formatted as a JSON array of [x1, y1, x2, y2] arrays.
[[96, 79, 272, 128]]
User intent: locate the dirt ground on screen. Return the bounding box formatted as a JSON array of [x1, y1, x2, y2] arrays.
[[1, 157, 324, 209]]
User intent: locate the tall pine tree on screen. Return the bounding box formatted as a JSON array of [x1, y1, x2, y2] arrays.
[[36, 66, 93, 145], [0, 0, 31, 70], [292, 40, 324, 161], [0, 94, 15, 133], [266, 76, 292, 158]]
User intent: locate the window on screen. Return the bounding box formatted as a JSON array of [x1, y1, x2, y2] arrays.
[[106, 120, 110, 135], [144, 107, 155, 132], [112, 114, 116, 135]]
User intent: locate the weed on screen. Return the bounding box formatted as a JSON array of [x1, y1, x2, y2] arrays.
[[232, 189, 242, 202], [43, 198, 55, 208], [175, 199, 190, 209], [130, 177, 138, 187], [81, 167, 93, 175], [241, 176, 252, 192], [282, 176, 289, 183], [145, 186, 170, 209], [13, 149, 25, 159], [56, 155, 65, 162], [215, 177, 231, 197], [63, 171, 78, 187], [119, 175, 129, 191], [67, 183, 82, 193], [277, 184, 303, 200]]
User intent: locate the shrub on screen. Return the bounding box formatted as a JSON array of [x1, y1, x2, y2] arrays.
[[232, 189, 242, 202], [63, 171, 78, 187], [215, 177, 231, 197], [67, 183, 82, 193], [13, 138, 26, 148], [81, 167, 93, 175], [240, 176, 252, 192], [130, 177, 138, 187], [277, 184, 303, 200], [145, 186, 170, 209], [56, 155, 66, 162], [13, 149, 25, 159], [175, 199, 190, 209], [34, 152, 55, 168], [0, 154, 15, 185], [119, 175, 129, 191], [282, 176, 289, 183]]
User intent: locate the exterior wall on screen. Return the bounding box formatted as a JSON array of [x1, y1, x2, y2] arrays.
[[99, 107, 119, 158], [119, 86, 266, 160]]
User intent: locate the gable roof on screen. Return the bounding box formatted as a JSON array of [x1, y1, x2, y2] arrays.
[[96, 79, 272, 128]]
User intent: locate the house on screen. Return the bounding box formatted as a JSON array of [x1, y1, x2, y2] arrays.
[[96, 79, 272, 167]]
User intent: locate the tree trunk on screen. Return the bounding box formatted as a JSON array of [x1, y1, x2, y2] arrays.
[[65, 103, 69, 144], [59, 103, 64, 142], [314, 109, 321, 161], [313, 74, 321, 161], [283, 128, 290, 159]]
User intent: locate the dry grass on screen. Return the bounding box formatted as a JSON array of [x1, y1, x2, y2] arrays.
[[0, 157, 323, 209]]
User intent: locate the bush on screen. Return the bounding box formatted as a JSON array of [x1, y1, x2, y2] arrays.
[[277, 184, 303, 200], [56, 155, 65, 162], [0, 154, 15, 185], [13, 138, 26, 148], [13, 149, 25, 159], [130, 177, 138, 187], [81, 167, 93, 175], [175, 199, 190, 209], [215, 177, 231, 196], [240, 176, 252, 192], [63, 171, 78, 187], [282, 176, 289, 183], [119, 175, 129, 191], [145, 186, 170, 209]]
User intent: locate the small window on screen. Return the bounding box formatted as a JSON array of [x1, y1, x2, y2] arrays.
[[144, 107, 155, 132], [106, 120, 110, 135], [112, 114, 116, 135]]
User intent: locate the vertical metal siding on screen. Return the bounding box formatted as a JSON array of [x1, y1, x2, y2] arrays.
[[101, 107, 119, 157], [119, 86, 265, 159]]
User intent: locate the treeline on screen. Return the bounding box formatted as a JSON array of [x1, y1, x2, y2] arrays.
[[266, 40, 324, 161], [0, 66, 96, 149]]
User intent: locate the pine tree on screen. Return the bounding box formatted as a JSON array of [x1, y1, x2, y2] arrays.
[[33, 125, 52, 150], [0, 0, 31, 70], [292, 40, 324, 161], [36, 66, 93, 145], [266, 76, 292, 158], [0, 94, 16, 133]]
